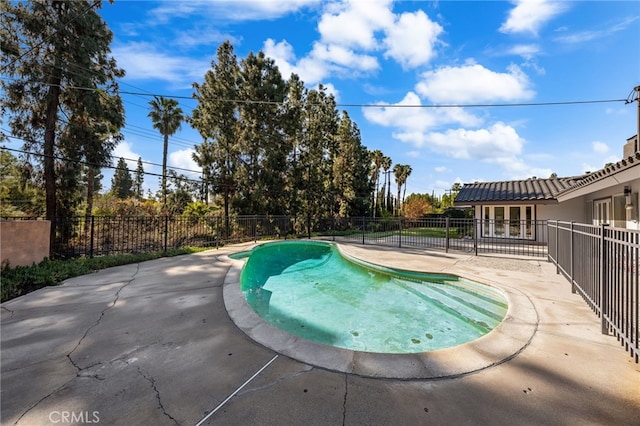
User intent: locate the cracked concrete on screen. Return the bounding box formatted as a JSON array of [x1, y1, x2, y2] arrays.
[[2, 242, 639, 425], [138, 367, 179, 425]]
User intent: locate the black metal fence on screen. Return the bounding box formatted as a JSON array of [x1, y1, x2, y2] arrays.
[[548, 221, 639, 363], [4, 215, 549, 259], [318, 217, 548, 258]]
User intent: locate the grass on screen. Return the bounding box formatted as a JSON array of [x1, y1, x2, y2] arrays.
[[1, 247, 210, 303]]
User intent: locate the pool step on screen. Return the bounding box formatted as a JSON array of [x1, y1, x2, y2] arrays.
[[391, 279, 505, 333]]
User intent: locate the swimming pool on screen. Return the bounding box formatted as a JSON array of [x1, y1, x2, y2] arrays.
[[223, 241, 538, 379], [238, 240, 508, 354]]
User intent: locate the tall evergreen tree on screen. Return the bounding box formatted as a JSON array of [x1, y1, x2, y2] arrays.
[[281, 74, 306, 221], [191, 41, 240, 237], [333, 112, 372, 217], [111, 157, 133, 199], [1, 0, 124, 249], [235, 51, 288, 214], [148, 96, 183, 207], [134, 157, 145, 199]]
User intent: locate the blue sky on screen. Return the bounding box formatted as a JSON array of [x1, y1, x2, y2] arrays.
[[92, 1, 639, 196]]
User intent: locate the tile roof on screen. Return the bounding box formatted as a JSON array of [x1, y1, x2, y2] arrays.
[[455, 176, 584, 204], [556, 151, 640, 197], [455, 150, 640, 205]]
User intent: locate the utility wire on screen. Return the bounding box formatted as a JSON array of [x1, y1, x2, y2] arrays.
[[1, 133, 204, 177], [0, 76, 628, 109], [0, 146, 204, 185]]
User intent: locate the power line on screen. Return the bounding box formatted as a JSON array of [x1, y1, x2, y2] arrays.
[[0, 146, 204, 185], [0, 76, 629, 109], [1, 133, 204, 178]]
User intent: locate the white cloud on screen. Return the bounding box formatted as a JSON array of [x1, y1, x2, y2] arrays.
[[317, 0, 393, 50], [265, 0, 445, 84], [505, 44, 541, 60], [311, 42, 379, 71], [435, 166, 450, 173], [499, 0, 568, 36], [408, 122, 524, 161], [169, 148, 201, 179], [383, 10, 444, 69], [407, 150, 420, 158], [416, 62, 535, 104], [363, 92, 483, 137], [592, 141, 609, 154], [112, 141, 143, 171], [150, 0, 320, 23], [553, 16, 639, 44], [112, 43, 209, 87]]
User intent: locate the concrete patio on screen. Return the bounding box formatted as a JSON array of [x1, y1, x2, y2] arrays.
[[1, 241, 639, 425]]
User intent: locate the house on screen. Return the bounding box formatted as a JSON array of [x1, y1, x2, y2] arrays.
[[454, 135, 640, 240]]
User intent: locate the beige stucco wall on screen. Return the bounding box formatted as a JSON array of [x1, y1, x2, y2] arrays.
[[0, 220, 51, 267]]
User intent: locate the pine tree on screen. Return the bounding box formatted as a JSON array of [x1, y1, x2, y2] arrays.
[[2, 0, 124, 249], [134, 157, 145, 199], [111, 158, 133, 199], [191, 41, 240, 237]]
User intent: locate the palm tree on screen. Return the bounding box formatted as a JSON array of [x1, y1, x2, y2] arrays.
[[401, 165, 412, 207], [381, 155, 392, 212], [370, 150, 384, 216], [393, 164, 412, 215], [148, 96, 183, 206]]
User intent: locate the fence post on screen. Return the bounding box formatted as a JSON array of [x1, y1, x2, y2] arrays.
[[445, 217, 450, 253], [555, 221, 559, 275], [163, 215, 169, 253], [474, 218, 478, 256], [89, 216, 95, 258], [570, 221, 575, 293], [600, 223, 609, 335], [362, 217, 365, 245], [398, 217, 402, 248]]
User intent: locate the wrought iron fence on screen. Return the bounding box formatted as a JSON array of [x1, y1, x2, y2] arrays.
[[318, 217, 548, 258], [3, 215, 549, 259], [548, 221, 639, 363]]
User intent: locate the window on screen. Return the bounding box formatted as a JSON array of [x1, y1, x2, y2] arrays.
[[481, 205, 535, 239]]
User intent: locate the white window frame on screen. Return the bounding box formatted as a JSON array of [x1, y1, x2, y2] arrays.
[[481, 205, 534, 239]]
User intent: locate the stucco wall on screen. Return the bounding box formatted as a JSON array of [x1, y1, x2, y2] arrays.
[[0, 221, 51, 267]]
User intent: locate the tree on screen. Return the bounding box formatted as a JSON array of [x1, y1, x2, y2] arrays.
[[0, 149, 44, 216], [134, 157, 145, 199], [403, 193, 432, 219], [370, 150, 384, 216], [235, 50, 288, 214], [2, 0, 124, 250], [393, 164, 412, 215], [111, 157, 133, 199], [333, 112, 372, 217], [381, 155, 392, 213], [191, 41, 240, 237], [148, 96, 183, 207]]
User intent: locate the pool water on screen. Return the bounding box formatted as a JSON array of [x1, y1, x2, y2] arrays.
[[239, 240, 508, 354]]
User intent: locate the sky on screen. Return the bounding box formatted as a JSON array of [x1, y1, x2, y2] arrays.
[[32, 1, 640, 196]]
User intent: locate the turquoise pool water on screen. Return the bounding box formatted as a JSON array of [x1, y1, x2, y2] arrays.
[[239, 240, 508, 354]]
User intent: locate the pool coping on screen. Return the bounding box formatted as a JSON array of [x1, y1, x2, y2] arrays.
[[222, 241, 539, 380]]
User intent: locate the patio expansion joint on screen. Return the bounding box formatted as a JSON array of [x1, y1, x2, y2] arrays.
[[136, 366, 179, 425], [67, 263, 141, 372]]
